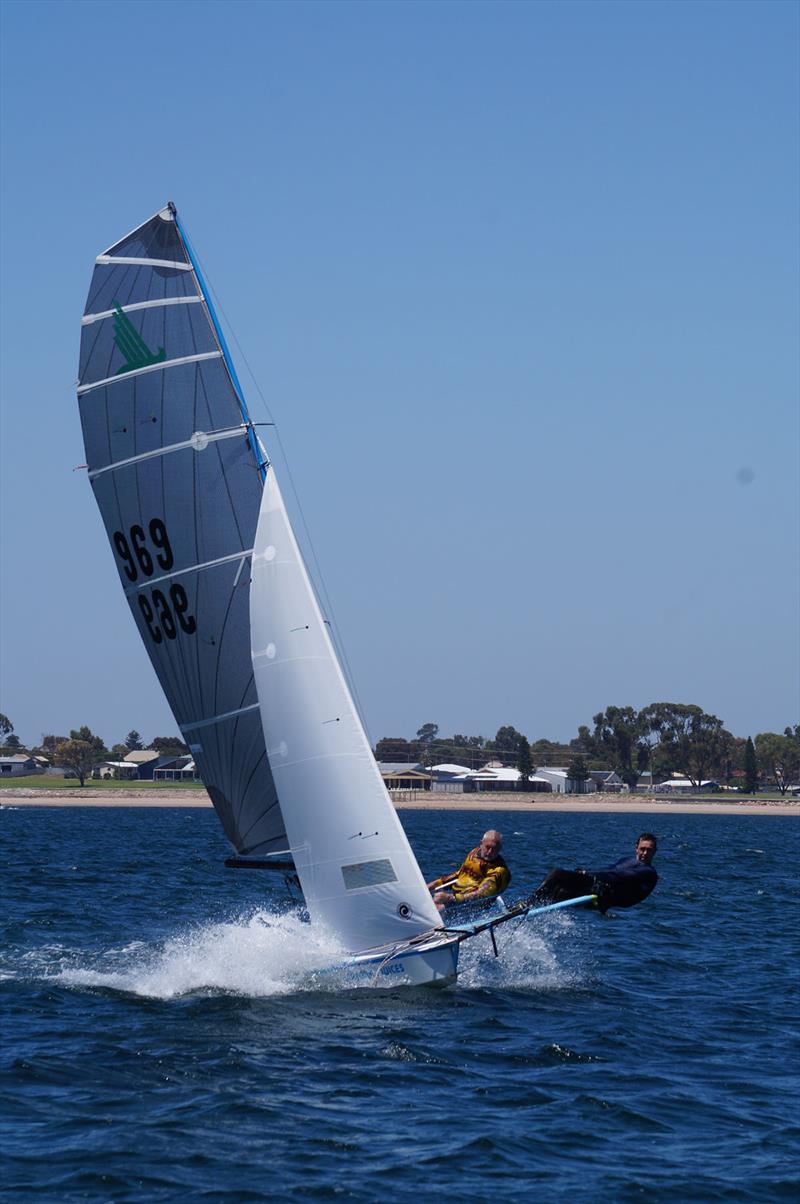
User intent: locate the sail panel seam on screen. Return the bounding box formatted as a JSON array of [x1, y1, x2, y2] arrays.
[[78, 350, 222, 396], [88, 425, 246, 480], [82, 296, 203, 325]]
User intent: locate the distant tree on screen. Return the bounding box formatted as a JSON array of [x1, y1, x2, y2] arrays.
[[375, 737, 414, 763], [124, 730, 144, 751], [148, 736, 189, 755], [110, 743, 130, 761], [55, 739, 97, 787], [4, 734, 21, 751], [69, 726, 108, 758], [40, 734, 67, 757], [415, 724, 439, 752], [424, 736, 487, 770], [591, 706, 643, 790], [452, 733, 486, 749], [445, 734, 488, 768], [530, 738, 573, 767], [641, 703, 731, 787], [567, 755, 589, 793], [569, 725, 594, 757], [755, 732, 799, 796], [721, 735, 746, 787], [743, 736, 759, 793], [517, 737, 534, 785], [0, 714, 13, 739], [494, 725, 525, 760]]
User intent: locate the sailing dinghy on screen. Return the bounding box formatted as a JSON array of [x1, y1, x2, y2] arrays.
[[78, 203, 592, 988]]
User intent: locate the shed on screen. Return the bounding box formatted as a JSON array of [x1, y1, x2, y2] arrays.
[[377, 763, 431, 791], [0, 755, 39, 777]]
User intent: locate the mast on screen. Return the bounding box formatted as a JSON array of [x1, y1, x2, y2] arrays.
[[171, 203, 266, 480]]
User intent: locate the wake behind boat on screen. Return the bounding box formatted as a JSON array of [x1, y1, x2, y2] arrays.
[[77, 203, 592, 988]]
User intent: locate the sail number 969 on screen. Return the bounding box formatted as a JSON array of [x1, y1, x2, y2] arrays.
[[113, 519, 197, 645]]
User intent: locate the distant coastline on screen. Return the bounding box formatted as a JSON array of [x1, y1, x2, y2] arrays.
[[2, 788, 798, 816]]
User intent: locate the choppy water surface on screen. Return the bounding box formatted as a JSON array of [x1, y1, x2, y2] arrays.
[[2, 805, 798, 1201]]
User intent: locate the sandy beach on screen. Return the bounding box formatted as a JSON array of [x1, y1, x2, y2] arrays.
[[2, 789, 798, 816]]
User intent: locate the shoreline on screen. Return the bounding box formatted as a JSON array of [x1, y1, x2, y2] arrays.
[[1, 789, 798, 816]]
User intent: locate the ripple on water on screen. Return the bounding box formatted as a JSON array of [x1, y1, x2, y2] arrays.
[[2, 805, 799, 1201]]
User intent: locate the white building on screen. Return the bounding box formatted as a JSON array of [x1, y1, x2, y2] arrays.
[[655, 777, 720, 792], [93, 761, 138, 780], [533, 767, 598, 794]]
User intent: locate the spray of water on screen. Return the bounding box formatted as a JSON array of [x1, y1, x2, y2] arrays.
[[458, 910, 588, 991], [21, 906, 587, 1000], [49, 909, 346, 999]]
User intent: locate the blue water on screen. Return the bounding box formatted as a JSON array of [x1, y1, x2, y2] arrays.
[[2, 805, 798, 1201]]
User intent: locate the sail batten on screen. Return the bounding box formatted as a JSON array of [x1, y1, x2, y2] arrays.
[[89, 426, 246, 481], [96, 256, 194, 270], [83, 296, 204, 325], [181, 702, 261, 732], [78, 203, 287, 858], [122, 550, 251, 596], [78, 351, 223, 396]]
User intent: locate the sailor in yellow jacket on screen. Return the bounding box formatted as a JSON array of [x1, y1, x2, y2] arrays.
[[427, 830, 511, 912]]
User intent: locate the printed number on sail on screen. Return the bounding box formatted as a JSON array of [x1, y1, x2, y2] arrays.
[[138, 587, 196, 644], [113, 518, 197, 644], [114, 519, 174, 580]]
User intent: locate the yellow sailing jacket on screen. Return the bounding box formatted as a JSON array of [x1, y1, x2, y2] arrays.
[[432, 847, 511, 900]]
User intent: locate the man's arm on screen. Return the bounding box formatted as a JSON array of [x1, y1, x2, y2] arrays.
[[426, 869, 459, 891]]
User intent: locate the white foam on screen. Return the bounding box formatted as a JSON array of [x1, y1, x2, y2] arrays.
[[456, 911, 588, 991], [49, 908, 347, 999], [23, 906, 587, 999]]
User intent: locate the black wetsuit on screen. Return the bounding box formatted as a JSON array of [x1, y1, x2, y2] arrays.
[[533, 856, 657, 913]]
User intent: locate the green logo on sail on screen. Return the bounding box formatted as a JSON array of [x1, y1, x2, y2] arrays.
[[112, 302, 166, 375]]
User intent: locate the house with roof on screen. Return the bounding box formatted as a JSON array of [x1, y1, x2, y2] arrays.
[[532, 767, 599, 794], [93, 760, 139, 780], [426, 762, 473, 792], [0, 754, 40, 777], [377, 763, 431, 791], [152, 756, 201, 781], [427, 761, 553, 793], [119, 749, 179, 780], [655, 776, 720, 792], [588, 769, 624, 792]]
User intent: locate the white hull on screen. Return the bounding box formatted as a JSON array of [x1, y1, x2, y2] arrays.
[[345, 932, 461, 987]]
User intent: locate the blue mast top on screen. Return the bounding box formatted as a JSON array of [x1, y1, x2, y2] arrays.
[[171, 202, 266, 480]]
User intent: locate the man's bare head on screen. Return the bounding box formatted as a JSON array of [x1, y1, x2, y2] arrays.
[[636, 833, 657, 864], [479, 830, 503, 860]]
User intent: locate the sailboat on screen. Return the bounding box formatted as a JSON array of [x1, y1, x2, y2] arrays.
[[78, 204, 593, 988]]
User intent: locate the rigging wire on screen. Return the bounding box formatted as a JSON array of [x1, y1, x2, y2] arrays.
[[188, 244, 377, 746]]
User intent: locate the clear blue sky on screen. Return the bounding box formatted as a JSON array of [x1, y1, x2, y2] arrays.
[[1, 0, 798, 751]]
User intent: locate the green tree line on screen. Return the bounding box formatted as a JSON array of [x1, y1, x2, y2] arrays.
[[374, 709, 800, 794], [2, 709, 798, 793], [0, 717, 189, 787]]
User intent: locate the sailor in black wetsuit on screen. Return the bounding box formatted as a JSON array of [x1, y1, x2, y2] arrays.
[[531, 833, 658, 914]]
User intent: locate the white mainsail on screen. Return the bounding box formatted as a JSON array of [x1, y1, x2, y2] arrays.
[[250, 469, 441, 952]]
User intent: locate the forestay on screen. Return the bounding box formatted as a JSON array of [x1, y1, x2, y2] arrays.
[[78, 204, 286, 857], [250, 470, 441, 952]]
